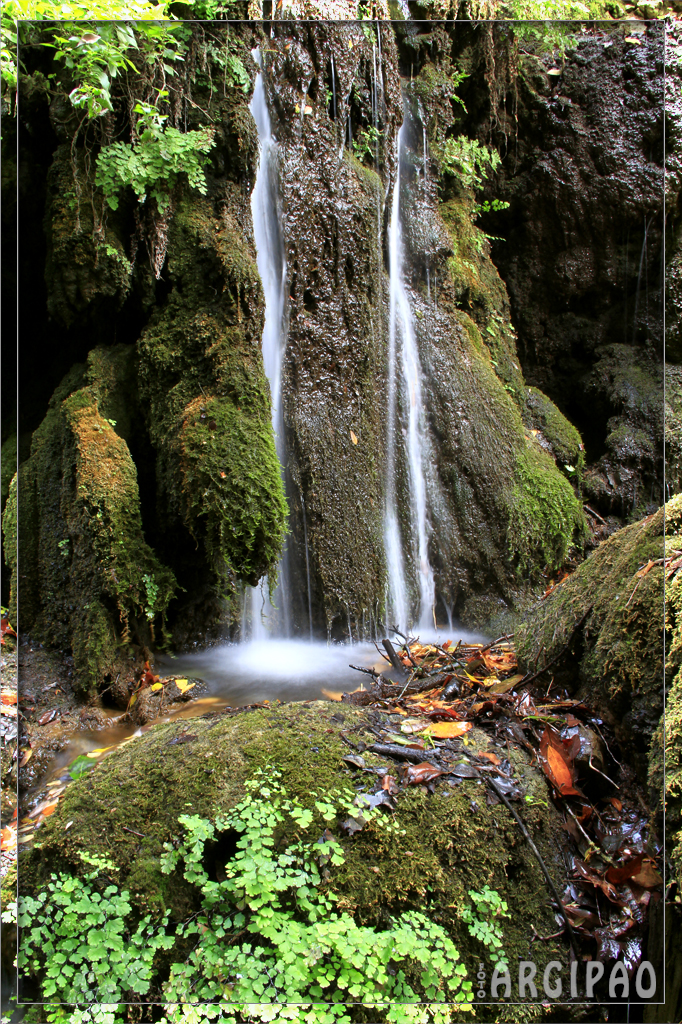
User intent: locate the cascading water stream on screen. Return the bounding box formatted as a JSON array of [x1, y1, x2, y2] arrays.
[[384, 113, 436, 633], [246, 51, 290, 639]]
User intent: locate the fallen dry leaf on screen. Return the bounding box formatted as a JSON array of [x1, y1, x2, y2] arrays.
[[427, 721, 473, 739], [540, 727, 582, 798], [0, 826, 17, 851], [174, 679, 195, 695], [631, 858, 663, 889], [477, 751, 502, 765]]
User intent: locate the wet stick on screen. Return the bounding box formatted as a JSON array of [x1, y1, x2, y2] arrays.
[[382, 639, 408, 680]]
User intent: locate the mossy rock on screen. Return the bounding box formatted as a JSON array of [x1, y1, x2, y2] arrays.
[[21, 700, 577, 1019], [136, 193, 287, 600], [2, 471, 17, 625], [1, 432, 16, 517], [521, 387, 585, 478], [516, 498, 671, 787], [665, 365, 682, 496], [44, 145, 132, 328], [6, 347, 176, 695]]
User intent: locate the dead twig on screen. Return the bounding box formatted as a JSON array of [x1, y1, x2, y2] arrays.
[[349, 664, 379, 678], [121, 826, 146, 838], [381, 639, 409, 680]]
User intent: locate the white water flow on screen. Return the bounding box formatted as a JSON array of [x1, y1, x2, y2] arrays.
[[384, 119, 436, 633], [248, 52, 289, 639]]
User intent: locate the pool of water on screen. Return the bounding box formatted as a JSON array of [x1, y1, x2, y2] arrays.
[[38, 627, 488, 785]]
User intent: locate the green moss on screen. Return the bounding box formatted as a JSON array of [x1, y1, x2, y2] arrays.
[[1, 433, 16, 516], [507, 444, 585, 575], [44, 145, 132, 327], [14, 348, 176, 695], [1, 471, 17, 625], [665, 366, 682, 495], [522, 386, 585, 477], [516, 498, 671, 783], [21, 701, 571, 999], [137, 195, 286, 594]]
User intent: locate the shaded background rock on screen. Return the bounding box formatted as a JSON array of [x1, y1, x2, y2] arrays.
[[452, 21, 668, 519]]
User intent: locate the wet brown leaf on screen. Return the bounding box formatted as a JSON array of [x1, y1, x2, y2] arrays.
[[405, 763, 443, 785], [540, 727, 582, 797]]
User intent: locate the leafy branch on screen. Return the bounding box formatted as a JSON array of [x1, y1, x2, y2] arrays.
[[95, 96, 215, 212]]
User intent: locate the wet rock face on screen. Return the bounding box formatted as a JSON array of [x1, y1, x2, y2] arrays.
[[260, 22, 404, 636], [468, 24, 667, 517]]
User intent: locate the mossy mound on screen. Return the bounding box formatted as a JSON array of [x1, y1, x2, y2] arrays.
[[2, 472, 17, 625], [516, 497, 670, 787], [521, 387, 585, 478], [4, 347, 176, 695], [666, 365, 682, 496], [136, 192, 287, 603], [44, 145, 132, 328], [21, 700, 574, 1017]]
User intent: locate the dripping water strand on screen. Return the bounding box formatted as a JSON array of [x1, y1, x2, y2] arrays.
[[331, 52, 337, 123], [384, 110, 436, 632], [301, 493, 313, 641], [247, 49, 290, 639], [633, 214, 651, 344]]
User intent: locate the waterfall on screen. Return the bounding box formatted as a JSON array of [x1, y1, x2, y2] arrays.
[[384, 113, 436, 633], [247, 50, 290, 639]]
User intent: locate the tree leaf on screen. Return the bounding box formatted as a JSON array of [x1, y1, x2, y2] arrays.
[[426, 721, 472, 738]]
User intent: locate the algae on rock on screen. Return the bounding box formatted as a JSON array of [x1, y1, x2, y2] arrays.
[[6, 347, 176, 695], [516, 498, 669, 787]]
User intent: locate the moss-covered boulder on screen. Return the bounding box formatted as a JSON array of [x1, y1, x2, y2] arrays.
[[20, 700, 574, 1018], [136, 192, 287, 605], [516, 499, 668, 787], [4, 346, 176, 695]]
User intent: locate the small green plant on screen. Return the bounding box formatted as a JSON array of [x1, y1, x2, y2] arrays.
[[17, 768, 477, 1023], [206, 37, 250, 93], [95, 97, 215, 213], [141, 572, 160, 620], [17, 852, 173, 1022], [474, 198, 510, 217], [58, 538, 70, 559], [461, 885, 510, 972], [441, 137, 501, 192], [352, 124, 381, 165], [158, 768, 473, 1022]]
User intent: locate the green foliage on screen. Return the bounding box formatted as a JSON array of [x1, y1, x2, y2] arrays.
[[440, 137, 501, 192], [205, 37, 250, 92], [473, 198, 510, 217], [158, 768, 473, 1022], [461, 886, 510, 972], [17, 852, 173, 1022], [352, 125, 380, 165], [142, 572, 159, 619], [18, 767, 476, 1024], [507, 0, 617, 20], [1, 3, 186, 112], [95, 99, 215, 213]]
